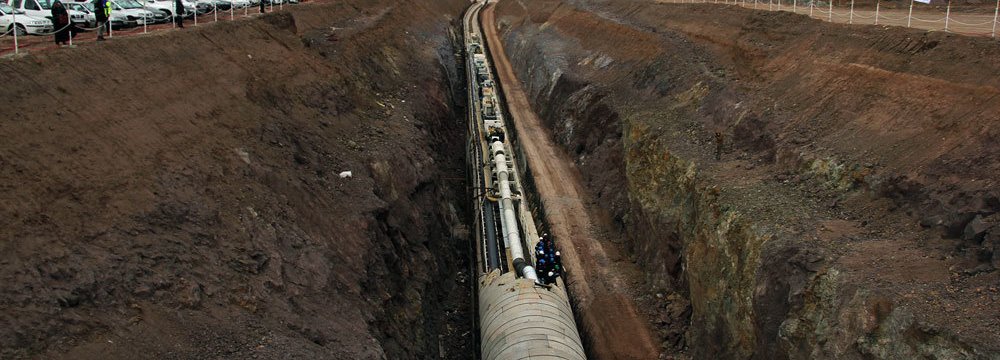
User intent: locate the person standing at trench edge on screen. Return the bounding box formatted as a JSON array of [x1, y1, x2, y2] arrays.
[[50, 1, 70, 46], [93, 0, 110, 41], [174, 0, 185, 28], [258, 0, 265, 13]]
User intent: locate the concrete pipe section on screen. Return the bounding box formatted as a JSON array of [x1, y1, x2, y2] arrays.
[[479, 271, 586, 360]]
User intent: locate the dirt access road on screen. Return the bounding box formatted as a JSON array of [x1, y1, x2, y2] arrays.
[[481, 3, 661, 359]]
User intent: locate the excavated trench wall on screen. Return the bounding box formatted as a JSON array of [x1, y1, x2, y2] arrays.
[[494, 0, 1000, 358], [0, 0, 473, 359]]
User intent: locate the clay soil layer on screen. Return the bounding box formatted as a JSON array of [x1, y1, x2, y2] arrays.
[[0, 0, 475, 359], [490, 0, 1000, 359], [482, 3, 662, 360]]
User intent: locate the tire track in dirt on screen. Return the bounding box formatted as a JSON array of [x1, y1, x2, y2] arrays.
[[481, 3, 660, 359]]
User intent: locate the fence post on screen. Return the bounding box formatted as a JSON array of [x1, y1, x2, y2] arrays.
[[12, 9, 18, 54], [754, 0, 758, 9], [849, 0, 854, 23], [214, 3, 218, 22], [829, 0, 833, 21], [778, 0, 782, 11], [875, 0, 880, 24], [907, 0, 914, 27], [194, 4, 198, 25], [171, 1, 176, 27], [793, 0, 797, 13], [230, 0, 234, 20], [143, 9, 147, 33], [810, 0, 814, 17], [993, 0, 999, 38], [944, 0, 951, 32]]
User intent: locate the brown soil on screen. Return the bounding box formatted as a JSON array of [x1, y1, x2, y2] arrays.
[[491, 0, 1000, 358], [482, 3, 662, 360], [0, 0, 475, 359]]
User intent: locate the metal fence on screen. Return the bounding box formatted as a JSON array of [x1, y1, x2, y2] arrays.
[[658, 0, 1000, 38], [1, 0, 297, 56]]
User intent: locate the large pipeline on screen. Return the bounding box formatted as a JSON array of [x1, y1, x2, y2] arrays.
[[465, 1, 585, 359]]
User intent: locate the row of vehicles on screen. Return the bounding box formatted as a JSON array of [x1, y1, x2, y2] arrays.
[[1, 0, 297, 35]]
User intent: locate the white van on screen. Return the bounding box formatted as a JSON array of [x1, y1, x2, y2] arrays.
[[108, 0, 165, 25], [0, 2, 52, 35], [73, 1, 133, 28], [7, 0, 89, 27]]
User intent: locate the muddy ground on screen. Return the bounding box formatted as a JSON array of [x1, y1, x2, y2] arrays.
[[492, 0, 999, 358], [0, 0, 476, 359]]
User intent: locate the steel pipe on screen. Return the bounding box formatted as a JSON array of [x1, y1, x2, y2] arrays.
[[490, 140, 538, 281]]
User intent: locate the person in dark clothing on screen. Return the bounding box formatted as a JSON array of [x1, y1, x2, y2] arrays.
[[93, 0, 109, 41], [173, 0, 185, 28], [51, 1, 70, 45], [258, 0, 265, 13]]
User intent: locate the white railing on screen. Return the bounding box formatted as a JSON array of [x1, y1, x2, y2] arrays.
[[1, 0, 303, 55], [658, 0, 1000, 38]]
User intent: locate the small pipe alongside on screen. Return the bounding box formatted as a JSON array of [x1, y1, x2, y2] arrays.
[[490, 139, 538, 281]]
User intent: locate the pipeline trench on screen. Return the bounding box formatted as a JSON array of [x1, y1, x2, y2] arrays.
[[468, 2, 663, 359], [2, 0, 1000, 358]]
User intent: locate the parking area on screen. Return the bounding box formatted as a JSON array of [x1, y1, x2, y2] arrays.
[[1, 0, 310, 56]]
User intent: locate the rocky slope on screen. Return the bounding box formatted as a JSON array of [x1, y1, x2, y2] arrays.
[[492, 0, 1000, 358], [0, 0, 473, 358]]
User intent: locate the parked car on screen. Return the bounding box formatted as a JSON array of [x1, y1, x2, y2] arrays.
[[61, 1, 93, 27], [7, 0, 90, 28], [141, 0, 193, 19], [187, 0, 212, 14], [75, 1, 133, 28], [108, 0, 164, 24], [0, 3, 52, 35], [210, 0, 229, 11]]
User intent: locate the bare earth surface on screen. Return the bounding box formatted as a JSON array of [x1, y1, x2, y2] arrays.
[[482, 3, 661, 359], [0, 1, 474, 358]]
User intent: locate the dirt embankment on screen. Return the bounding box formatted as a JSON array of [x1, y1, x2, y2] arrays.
[[0, 0, 473, 358], [493, 0, 1000, 358]]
